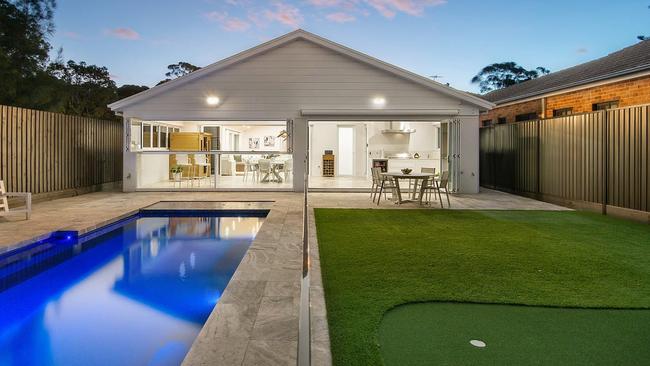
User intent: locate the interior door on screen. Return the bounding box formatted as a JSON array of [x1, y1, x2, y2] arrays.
[[337, 126, 354, 176]]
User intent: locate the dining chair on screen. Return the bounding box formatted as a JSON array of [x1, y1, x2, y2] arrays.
[[258, 159, 272, 182], [376, 171, 396, 205], [422, 171, 450, 208], [282, 158, 293, 182], [243, 157, 259, 182], [420, 167, 436, 204], [370, 167, 385, 202]]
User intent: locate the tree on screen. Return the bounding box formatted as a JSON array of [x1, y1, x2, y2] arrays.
[[47, 60, 118, 119], [157, 61, 200, 85], [117, 84, 149, 100], [0, 0, 54, 105], [471, 62, 550, 93]]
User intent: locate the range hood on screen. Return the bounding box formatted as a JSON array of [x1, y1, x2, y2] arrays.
[[381, 122, 416, 134]]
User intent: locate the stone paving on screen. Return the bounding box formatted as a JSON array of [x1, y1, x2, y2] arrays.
[[0, 189, 568, 366]]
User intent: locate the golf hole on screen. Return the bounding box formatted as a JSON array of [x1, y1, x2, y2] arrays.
[[470, 339, 486, 348]]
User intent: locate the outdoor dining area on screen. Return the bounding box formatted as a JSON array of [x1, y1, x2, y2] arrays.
[[370, 167, 450, 208]]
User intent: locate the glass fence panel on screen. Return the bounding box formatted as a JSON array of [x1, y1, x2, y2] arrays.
[[137, 152, 293, 190]]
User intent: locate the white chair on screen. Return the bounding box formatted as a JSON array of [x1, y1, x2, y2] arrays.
[[220, 155, 237, 176], [282, 158, 293, 182], [243, 157, 259, 182], [0, 180, 31, 220], [194, 154, 211, 187], [422, 171, 450, 208], [175, 154, 195, 187], [258, 159, 272, 182]]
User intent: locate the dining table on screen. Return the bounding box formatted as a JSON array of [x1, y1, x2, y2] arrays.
[[260, 160, 286, 183], [380, 172, 437, 205]]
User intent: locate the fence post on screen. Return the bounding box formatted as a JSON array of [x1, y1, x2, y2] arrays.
[[602, 111, 608, 215]]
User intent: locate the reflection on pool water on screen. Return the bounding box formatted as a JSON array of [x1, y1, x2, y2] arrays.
[[0, 214, 265, 366]]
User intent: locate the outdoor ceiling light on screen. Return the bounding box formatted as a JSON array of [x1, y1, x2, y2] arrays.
[[372, 97, 386, 107], [206, 96, 220, 106]]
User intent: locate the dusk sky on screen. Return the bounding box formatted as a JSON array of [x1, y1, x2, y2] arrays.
[[50, 0, 650, 92]]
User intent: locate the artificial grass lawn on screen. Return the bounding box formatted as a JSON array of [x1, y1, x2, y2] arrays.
[[379, 302, 650, 366], [314, 209, 650, 366]]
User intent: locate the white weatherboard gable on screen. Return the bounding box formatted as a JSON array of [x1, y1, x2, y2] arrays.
[[109, 29, 493, 117]]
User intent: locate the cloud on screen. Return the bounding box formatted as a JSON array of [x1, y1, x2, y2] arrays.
[[365, 0, 446, 18], [105, 28, 140, 40], [204, 11, 251, 31], [309, 0, 446, 18], [576, 47, 588, 54], [264, 2, 303, 28], [62, 31, 81, 39], [326, 12, 356, 22]]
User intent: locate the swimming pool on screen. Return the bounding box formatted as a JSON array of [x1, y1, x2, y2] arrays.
[[0, 210, 267, 366]]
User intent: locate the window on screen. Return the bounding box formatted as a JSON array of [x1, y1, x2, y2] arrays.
[[553, 108, 573, 117], [497, 117, 507, 124], [592, 100, 618, 111], [515, 112, 538, 122], [482, 120, 493, 127], [130, 121, 142, 150], [142, 124, 152, 148], [153, 126, 160, 148], [160, 126, 168, 148]]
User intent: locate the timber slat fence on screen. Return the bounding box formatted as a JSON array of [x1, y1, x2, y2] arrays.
[[480, 104, 650, 215], [0, 105, 123, 198]]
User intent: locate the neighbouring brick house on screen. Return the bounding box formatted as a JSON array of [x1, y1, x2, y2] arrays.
[[479, 39, 650, 127]]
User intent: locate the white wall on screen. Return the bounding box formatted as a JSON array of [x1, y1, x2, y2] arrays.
[[137, 154, 169, 187], [118, 39, 483, 192], [309, 123, 366, 177], [240, 125, 286, 151]]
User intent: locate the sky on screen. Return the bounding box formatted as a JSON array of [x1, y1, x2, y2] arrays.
[[50, 0, 650, 93]]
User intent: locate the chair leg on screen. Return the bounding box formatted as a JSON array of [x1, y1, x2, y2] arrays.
[[437, 189, 444, 208], [445, 189, 450, 207], [377, 182, 386, 206]]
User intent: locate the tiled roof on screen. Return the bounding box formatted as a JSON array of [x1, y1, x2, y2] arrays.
[[482, 39, 650, 104]]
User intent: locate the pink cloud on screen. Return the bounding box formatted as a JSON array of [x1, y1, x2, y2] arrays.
[[326, 12, 356, 22], [105, 28, 140, 40], [264, 2, 303, 28], [204, 11, 251, 31], [368, 0, 447, 17], [62, 31, 81, 39]]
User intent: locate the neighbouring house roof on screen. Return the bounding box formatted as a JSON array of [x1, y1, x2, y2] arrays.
[[481, 39, 650, 105], [109, 29, 494, 111]]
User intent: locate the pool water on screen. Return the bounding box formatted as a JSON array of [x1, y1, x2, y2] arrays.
[[0, 212, 265, 366]]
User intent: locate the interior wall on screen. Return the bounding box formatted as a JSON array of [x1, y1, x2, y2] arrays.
[[309, 123, 367, 177], [137, 154, 169, 187], [240, 125, 286, 151]]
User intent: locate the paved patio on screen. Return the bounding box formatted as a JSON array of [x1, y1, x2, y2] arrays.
[[0, 189, 568, 366]]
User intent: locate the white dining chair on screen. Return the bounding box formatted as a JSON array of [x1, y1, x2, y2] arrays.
[[258, 159, 272, 182]]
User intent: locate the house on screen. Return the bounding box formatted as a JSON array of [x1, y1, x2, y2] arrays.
[[479, 39, 650, 126], [109, 29, 494, 194]]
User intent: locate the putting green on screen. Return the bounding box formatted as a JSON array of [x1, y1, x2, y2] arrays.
[[379, 302, 650, 366]]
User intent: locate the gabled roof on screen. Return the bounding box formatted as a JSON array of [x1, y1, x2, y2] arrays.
[[482, 39, 650, 104], [109, 29, 494, 111]]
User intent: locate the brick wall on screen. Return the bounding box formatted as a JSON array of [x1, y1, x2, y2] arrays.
[[544, 75, 650, 117], [479, 99, 542, 126], [479, 74, 650, 127]]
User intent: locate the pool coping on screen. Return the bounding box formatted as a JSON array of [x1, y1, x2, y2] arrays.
[[181, 197, 305, 365]]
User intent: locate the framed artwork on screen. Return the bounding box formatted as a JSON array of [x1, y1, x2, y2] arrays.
[[248, 138, 260, 149], [264, 135, 275, 147]]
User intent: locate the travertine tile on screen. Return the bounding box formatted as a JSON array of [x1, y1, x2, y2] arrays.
[[242, 340, 297, 366]]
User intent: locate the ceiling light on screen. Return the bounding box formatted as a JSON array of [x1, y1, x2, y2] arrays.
[[372, 97, 386, 107], [206, 96, 220, 106]]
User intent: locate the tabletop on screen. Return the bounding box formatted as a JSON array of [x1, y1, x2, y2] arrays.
[[381, 172, 435, 179]]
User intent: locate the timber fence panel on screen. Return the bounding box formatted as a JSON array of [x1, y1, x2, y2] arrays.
[[0, 104, 122, 196]]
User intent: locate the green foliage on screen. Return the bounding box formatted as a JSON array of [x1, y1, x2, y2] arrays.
[[117, 84, 149, 100], [156, 61, 200, 85], [0, 0, 52, 105], [314, 209, 650, 365], [471, 62, 550, 93], [47, 60, 118, 119]]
